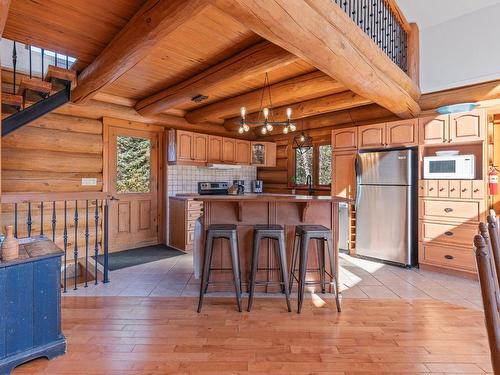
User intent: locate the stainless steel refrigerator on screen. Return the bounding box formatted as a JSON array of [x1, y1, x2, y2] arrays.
[[355, 148, 417, 266]]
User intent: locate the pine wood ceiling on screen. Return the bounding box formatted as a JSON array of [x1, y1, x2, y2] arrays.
[[3, 0, 378, 129]]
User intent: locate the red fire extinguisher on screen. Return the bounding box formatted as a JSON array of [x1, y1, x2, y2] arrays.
[[489, 166, 499, 195]]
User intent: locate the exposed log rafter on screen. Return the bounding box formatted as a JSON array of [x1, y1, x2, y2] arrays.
[[71, 0, 209, 104]]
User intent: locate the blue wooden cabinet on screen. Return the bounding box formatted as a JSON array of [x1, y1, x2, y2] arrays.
[[0, 236, 66, 375]]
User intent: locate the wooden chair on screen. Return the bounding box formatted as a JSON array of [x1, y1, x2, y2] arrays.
[[475, 223, 500, 374], [487, 213, 500, 289]]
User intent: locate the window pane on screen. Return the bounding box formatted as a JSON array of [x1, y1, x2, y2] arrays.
[[318, 145, 332, 185], [116, 136, 151, 193], [295, 147, 313, 185]]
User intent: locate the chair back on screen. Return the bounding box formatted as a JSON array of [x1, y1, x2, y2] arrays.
[[487, 214, 500, 289], [475, 228, 500, 374]]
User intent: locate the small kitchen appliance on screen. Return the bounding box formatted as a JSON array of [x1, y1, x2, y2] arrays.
[[197, 182, 229, 195], [252, 180, 263, 193], [423, 154, 475, 179]]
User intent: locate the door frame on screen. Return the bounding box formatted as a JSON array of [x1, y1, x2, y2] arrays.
[[103, 117, 166, 246]]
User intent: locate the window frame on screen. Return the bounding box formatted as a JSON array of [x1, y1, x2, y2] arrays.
[[288, 138, 332, 190]]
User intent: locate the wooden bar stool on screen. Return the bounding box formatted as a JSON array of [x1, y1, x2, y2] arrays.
[[247, 224, 291, 312], [197, 224, 242, 313], [289, 225, 341, 313]]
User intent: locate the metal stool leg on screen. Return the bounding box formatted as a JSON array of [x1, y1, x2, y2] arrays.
[[289, 232, 300, 293], [247, 231, 261, 312], [277, 231, 292, 312], [326, 236, 341, 312], [297, 234, 310, 314], [229, 232, 242, 312], [204, 238, 215, 294], [197, 231, 214, 313], [317, 238, 326, 294]]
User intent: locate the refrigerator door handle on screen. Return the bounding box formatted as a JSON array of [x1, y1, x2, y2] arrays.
[[355, 155, 361, 207]]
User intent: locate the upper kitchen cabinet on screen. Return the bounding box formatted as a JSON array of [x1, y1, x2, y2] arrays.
[[449, 110, 484, 143], [251, 142, 276, 167], [192, 133, 208, 162], [168, 130, 207, 164], [419, 115, 448, 145], [331, 127, 357, 151], [385, 119, 418, 147], [358, 123, 385, 149], [235, 139, 251, 164], [222, 138, 236, 163], [175, 130, 194, 162], [207, 136, 223, 163]]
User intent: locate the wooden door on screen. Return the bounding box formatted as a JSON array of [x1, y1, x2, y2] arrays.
[[331, 127, 357, 151], [176, 130, 193, 162], [222, 138, 235, 163], [108, 126, 160, 252], [208, 136, 223, 162], [419, 115, 448, 144], [449, 110, 484, 143], [386, 119, 418, 147], [332, 151, 356, 200], [192, 133, 207, 162], [263, 142, 277, 167], [235, 140, 250, 164], [358, 123, 385, 149]]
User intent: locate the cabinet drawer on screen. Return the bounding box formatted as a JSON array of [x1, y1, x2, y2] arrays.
[[420, 243, 475, 271], [187, 210, 202, 221], [187, 200, 203, 211], [187, 230, 195, 245], [420, 199, 482, 223], [460, 180, 472, 199], [472, 180, 484, 199], [426, 180, 438, 197], [187, 220, 196, 230], [437, 180, 448, 198], [420, 221, 477, 247], [448, 180, 460, 198]]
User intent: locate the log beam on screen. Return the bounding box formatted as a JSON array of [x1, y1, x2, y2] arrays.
[[185, 71, 345, 123], [135, 41, 300, 116], [0, 0, 10, 36], [211, 0, 420, 119], [224, 91, 371, 129], [407, 23, 420, 86], [71, 0, 209, 103]]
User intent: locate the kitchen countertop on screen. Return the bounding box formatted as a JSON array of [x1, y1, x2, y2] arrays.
[[193, 193, 351, 203]]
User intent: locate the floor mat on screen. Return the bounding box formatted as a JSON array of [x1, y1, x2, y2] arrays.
[[94, 244, 185, 271]]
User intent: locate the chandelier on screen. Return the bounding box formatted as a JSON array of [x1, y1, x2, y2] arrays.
[[237, 73, 297, 135]]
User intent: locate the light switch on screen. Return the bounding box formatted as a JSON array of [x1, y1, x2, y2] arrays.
[[81, 178, 98, 186]]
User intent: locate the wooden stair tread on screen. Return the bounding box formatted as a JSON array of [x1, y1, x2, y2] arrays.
[[1, 93, 23, 107], [45, 65, 77, 87], [17, 77, 52, 96]]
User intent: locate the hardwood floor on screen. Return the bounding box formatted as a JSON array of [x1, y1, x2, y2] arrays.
[[14, 297, 492, 374]]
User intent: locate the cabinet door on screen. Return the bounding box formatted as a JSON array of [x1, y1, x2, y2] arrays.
[[207, 136, 223, 162], [192, 133, 207, 162], [449, 110, 484, 143], [235, 140, 251, 164], [419, 115, 448, 144], [176, 130, 193, 161], [331, 127, 357, 151], [264, 142, 276, 167], [332, 151, 356, 200], [386, 119, 417, 147], [251, 142, 266, 165], [358, 123, 385, 149], [222, 138, 236, 163]]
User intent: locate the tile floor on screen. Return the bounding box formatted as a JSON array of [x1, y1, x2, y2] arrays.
[[64, 252, 483, 310]]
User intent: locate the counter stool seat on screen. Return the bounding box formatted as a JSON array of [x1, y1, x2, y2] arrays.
[[290, 224, 341, 313], [197, 224, 242, 313], [247, 224, 291, 312]]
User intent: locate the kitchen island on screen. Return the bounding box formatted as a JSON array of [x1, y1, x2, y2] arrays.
[[193, 194, 350, 292]]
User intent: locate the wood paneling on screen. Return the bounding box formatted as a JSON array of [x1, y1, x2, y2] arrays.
[[2, 113, 103, 193]]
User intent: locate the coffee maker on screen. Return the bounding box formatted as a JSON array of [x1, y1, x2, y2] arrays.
[[252, 180, 263, 193]]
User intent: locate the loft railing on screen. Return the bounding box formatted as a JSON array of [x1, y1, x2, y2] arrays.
[[332, 0, 409, 73], [1, 192, 110, 292]]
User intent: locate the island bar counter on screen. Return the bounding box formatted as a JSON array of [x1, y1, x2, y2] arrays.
[[194, 194, 350, 292]]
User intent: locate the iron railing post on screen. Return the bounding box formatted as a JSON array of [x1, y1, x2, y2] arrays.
[[103, 199, 110, 284]]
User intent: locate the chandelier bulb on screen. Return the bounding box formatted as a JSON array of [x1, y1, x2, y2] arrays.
[[261, 127, 267, 135], [266, 123, 273, 132], [289, 124, 296, 132], [286, 107, 292, 120], [240, 106, 246, 119], [263, 107, 269, 120], [243, 124, 250, 132], [283, 126, 289, 134], [238, 126, 244, 134], [300, 134, 305, 142]]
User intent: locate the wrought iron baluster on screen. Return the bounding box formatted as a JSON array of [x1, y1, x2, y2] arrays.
[[55, 52, 58, 68], [40, 201, 44, 236], [63, 200, 68, 293], [74, 200, 79, 290], [85, 200, 89, 287], [52, 201, 57, 242], [66, 55, 69, 69], [14, 203, 18, 238], [41, 48, 45, 78], [94, 199, 99, 285], [12, 41, 17, 95], [29, 45, 32, 79], [27, 202, 32, 238], [103, 200, 109, 284]]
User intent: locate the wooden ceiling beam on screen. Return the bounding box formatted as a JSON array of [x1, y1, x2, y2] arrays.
[[135, 41, 300, 116], [185, 71, 345, 123], [0, 0, 10, 37], [223, 91, 371, 130], [71, 0, 209, 104], [211, 0, 420, 119]]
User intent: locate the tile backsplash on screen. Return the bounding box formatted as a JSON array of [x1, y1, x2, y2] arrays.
[[167, 165, 257, 196]]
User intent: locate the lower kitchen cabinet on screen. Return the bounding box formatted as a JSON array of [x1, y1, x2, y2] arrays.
[[419, 242, 476, 274], [169, 197, 203, 251]]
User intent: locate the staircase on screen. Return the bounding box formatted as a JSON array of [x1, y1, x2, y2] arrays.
[[1, 41, 77, 136]]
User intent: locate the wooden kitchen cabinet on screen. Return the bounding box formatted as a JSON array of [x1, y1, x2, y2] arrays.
[[235, 139, 251, 164], [449, 110, 484, 143], [385, 119, 418, 147], [419, 115, 448, 145], [251, 142, 276, 167], [207, 135, 223, 162], [331, 127, 357, 151], [357, 123, 385, 149], [192, 133, 207, 162], [169, 197, 203, 252], [222, 138, 236, 163], [176, 130, 194, 162], [169, 129, 206, 163], [332, 151, 357, 200]]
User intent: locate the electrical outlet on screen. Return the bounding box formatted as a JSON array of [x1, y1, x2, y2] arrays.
[[81, 178, 98, 186]]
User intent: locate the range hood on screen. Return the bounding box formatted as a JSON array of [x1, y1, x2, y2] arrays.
[[206, 163, 242, 170]]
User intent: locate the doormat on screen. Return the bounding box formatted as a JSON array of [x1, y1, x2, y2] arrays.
[[93, 245, 185, 271]]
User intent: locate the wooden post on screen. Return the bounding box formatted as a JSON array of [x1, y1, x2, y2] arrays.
[[407, 23, 420, 86]]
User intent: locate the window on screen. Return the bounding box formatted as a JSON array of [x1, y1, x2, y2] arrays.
[[116, 136, 151, 194], [292, 142, 332, 188]]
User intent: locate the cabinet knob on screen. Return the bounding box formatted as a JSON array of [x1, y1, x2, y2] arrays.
[[439, 188, 444, 192], [474, 188, 480, 193], [444, 254, 454, 260], [450, 188, 455, 192], [444, 231, 454, 236], [429, 187, 434, 191], [444, 207, 453, 213], [461, 188, 467, 192]]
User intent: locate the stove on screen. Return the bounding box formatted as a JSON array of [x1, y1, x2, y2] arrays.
[[198, 182, 229, 195]]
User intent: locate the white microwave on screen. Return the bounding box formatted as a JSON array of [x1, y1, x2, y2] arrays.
[[423, 154, 475, 179]]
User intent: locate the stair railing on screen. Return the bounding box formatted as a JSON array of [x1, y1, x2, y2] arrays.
[[1, 192, 111, 292]]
